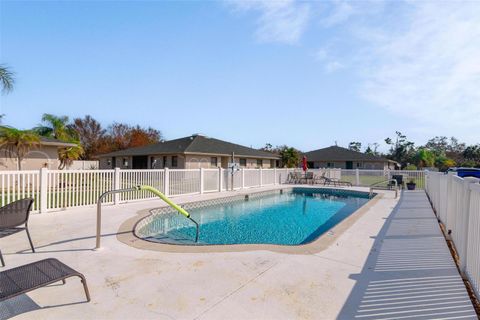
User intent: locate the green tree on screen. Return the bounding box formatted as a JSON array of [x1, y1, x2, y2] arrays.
[[348, 141, 362, 152], [35, 114, 83, 168], [0, 126, 40, 170], [261, 143, 273, 152], [58, 143, 85, 169], [385, 131, 415, 167], [435, 156, 456, 171], [463, 145, 480, 162], [415, 148, 435, 168], [35, 114, 77, 141], [278, 146, 300, 168], [0, 65, 14, 94]]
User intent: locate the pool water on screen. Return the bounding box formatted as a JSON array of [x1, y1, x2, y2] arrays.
[[137, 189, 371, 246]]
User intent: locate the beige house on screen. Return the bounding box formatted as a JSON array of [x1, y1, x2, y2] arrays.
[[98, 134, 280, 170], [303, 146, 399, 170], [0, 137, 77, 170]]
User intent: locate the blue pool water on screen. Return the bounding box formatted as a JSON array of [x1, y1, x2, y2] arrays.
[[138, 189, 370, 246]]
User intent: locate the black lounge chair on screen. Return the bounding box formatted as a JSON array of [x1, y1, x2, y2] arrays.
[[0, 198, 35, 267], [0, 258, 90, 303], [315, 173, 352, 187]]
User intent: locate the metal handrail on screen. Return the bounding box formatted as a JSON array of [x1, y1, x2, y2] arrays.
[[369, 179, 399, 199], [96, 185, 199, 249]]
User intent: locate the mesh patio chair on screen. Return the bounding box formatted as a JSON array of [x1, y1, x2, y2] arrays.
[[0, 258, 90, 303], [300, 172, 314, 184], [0, 198, 35, 267], [318, 173, 352, 187]]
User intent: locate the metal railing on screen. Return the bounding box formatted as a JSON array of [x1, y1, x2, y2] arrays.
[[369, 179, 398, 198], [96, 185, 199, 249]]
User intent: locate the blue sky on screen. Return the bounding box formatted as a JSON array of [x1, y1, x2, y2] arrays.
[[1, 0, 479, 152]]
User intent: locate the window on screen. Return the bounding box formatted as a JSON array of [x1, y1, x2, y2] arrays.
[[123, 158, 128, 167], [240, 158, 247, 167], [163, 156, 167, 168], [172, 156, 178, 168], [257, 159, 263, 167], [210, 157, 218, 167], [327, 162, 333, 168], [107, 159, 112, 167], [357, 162, 361, 168], [270, 160, 275, 168]]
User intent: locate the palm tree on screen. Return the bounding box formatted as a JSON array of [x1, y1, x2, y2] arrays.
[[0, 126, 40, 170], [0, 65, 14, 94], [58, 143, 84, 169], [35, 114, 76, 140], [35, 114, 84, 169]]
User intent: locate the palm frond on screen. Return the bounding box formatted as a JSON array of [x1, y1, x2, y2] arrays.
[[0, 65, 14, 94]]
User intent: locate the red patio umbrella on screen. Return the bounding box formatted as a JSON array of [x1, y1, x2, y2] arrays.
[[302, 156, 308, 172]]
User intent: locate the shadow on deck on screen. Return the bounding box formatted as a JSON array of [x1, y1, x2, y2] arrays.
[[338, 190, 477, 320]]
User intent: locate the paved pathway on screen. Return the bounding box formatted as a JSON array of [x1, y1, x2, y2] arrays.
[[338, 190, 477, 319]]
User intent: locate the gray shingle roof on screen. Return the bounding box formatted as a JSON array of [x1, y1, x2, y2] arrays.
[[303, 146, 391, 162], [39, 137, 77, 147], [98, 135, 279, 159]]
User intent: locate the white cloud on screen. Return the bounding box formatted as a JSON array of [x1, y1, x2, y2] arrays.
[[325, 61, 345, 73], [321, 0, 354, 27], [227, 0, 310, 44], [360, 2, 480, 128], [314, 48, 345, 73]]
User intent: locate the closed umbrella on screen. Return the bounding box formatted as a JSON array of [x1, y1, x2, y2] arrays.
[[302, 156, 308, 172]]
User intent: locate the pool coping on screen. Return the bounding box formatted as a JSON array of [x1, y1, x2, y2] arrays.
[[117, 187, 383, 254]]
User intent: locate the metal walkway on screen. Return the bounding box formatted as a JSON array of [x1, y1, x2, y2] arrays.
[[339, 190, 477, 320]]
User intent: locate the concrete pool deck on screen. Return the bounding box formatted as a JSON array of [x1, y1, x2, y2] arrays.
[[0, 187, 476, 319]]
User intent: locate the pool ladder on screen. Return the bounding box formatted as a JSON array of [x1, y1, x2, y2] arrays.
[[96, 185, 199, 249], [369, 179, 399, 199]]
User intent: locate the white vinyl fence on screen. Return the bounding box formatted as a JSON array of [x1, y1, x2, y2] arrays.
[[0, 168, 425, 213], [426, 171, 480, 300]]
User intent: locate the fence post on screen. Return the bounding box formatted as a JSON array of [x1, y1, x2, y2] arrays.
[[259, 168, 263, 187], [274, 168, 277, 185], [355, 169, 360, 186], [218, 167, 223, 192], [241, 168, 245, 189], [459, 177, 478, 274], [39, 168, 48, 213], [114, 168, 121, 205], [164, 168, 170, 196], [200, 168, 204, 194]]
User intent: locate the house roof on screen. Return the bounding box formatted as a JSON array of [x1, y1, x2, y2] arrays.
[[98, 134, 280, 159], [39, 137, 77, 148], [303, 146, 394, 162]]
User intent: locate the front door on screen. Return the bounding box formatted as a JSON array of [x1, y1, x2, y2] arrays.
[[132, 156, 148, 169], [346, 161, 353, 169]]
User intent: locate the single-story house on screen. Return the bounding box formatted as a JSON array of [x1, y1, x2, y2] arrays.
[[0, 137, 77, 170], [303, 146, 399, 170], [98, 134, 280, 169]]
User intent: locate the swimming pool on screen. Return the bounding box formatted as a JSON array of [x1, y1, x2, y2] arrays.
[[135, 188, 372, 246]]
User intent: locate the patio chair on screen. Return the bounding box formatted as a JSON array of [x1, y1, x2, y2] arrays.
[[0, 198, 35, 267], [286, 172, 296, 184], [319, 173, 353, 187], [300, 172, 314, 184], [287, 172, 302, 184], [313, 174, 327, 185], [0, 258, 90, 303]]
